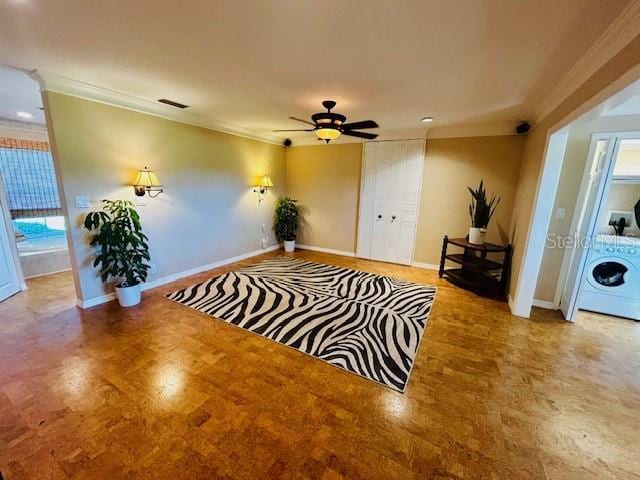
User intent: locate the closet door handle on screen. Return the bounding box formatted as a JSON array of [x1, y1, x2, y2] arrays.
[[391, 215, 397, 222], [377, 214, 382, 219]]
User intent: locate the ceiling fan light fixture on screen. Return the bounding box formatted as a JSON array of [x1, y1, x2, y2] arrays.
[[315, 127, 341, 141]]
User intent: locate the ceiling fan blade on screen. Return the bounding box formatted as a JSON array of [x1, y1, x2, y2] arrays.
[[289, 116, 316, 126], [342, 130, 378, 140], [342, 120, 379, 130], [272, 129, 314, 132]]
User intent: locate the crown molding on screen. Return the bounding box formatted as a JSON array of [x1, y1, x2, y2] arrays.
[[531, 0, 640, 126], [29, 70, 283, 146], [426, 121, 517, 139]]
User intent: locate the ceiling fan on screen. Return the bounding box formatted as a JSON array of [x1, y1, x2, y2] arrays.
[[273, 100, 379, 143]]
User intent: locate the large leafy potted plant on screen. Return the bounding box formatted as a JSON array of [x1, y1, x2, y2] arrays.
[[83, 200, 151, 307], [468, 180, 500, 245], [274, 197, 299, 252]]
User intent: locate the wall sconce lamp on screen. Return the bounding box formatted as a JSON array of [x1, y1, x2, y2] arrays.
[[253, 175, 273, 203], [133, 167, 163, 198]]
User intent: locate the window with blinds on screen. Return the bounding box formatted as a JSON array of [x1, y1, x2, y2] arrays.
[[0, 141, 62, 219]]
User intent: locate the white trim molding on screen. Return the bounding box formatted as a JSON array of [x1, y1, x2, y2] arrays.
[[295, 244, 356, 257], [427, 121, 518, 139], [509, 128, 570, 318], [76, 244, 282, 309], [411, 261, 441, 270], [531, 0, 640, 125], [532, 299, 558, 310], [30, 71, 283, 146]]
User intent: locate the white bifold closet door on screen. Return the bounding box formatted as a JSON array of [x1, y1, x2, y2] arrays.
[[357, 139, 425, 265]]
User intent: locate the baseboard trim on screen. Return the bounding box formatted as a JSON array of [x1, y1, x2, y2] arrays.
[[76, 244, 282, 309], [507, 294, 515, 314], [25, 267, 72, 280], [412, 262, 441, 270], [77, 293, 116, 309], [532, 299, 558, 310], [295, 244, 356, 258]]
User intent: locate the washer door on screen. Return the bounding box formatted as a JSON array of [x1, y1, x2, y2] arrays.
[[593, 262, 627, 286], [586, 256, 636, 292]]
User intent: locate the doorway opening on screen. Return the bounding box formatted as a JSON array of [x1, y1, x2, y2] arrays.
[[0, 66, 73, 302], [559, 133, 640, 322], [520, 75, 640, 322]]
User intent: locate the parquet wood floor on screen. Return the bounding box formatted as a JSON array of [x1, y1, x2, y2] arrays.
[[1, 250, 638, 479]]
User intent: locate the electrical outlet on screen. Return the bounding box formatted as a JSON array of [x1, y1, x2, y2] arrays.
[[135, 196, 146, 207], [149, 263, 157, 274]]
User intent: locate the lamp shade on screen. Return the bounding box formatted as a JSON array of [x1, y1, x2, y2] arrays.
[[259, 175, 274, 188], [315, 127, 341, 141], [134, 167, 162, 188]]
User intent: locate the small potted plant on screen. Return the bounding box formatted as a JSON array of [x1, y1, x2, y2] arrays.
[[274, 197, 299, 252], [83, 200, 151, 307], [467, 180, 500, 245]]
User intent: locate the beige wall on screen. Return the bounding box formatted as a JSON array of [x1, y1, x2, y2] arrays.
[[615, 148, 640, 176], [415, 136, 524, 265], [44, 92, 285, 303], [598, 183, 640, 234], [534, 115, 640, 302], [285, 143, 361, 252], [509, 32, 640, 306], [286, 136, 524, 265]]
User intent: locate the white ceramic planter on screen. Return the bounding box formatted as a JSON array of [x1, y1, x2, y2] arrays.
[[115, 283, 142, 307], [468, 227, 487, 245], [284, 240, 295, 252]]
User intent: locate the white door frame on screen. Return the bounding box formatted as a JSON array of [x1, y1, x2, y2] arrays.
[[509, 65, 640, 319], [510, 128, 569, 318], [356, 138, 426, 265], [556, 131, 640, 320], [0, 171, 26, 300]]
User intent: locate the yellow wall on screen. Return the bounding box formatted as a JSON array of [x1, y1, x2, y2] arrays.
[[44, 91, 286, 303], [286, 136, 524, 265], [285, 143, 361, 252], [415, 136, 524, 265], [509, 32, 640, 305]]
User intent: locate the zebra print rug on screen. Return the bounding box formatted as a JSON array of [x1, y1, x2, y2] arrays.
[[166, 257, 436, 392]]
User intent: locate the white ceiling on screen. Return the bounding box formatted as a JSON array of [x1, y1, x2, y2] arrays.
[[0, 66, 45, 124], [604, 93, 640, 117], [0, 0, 632, 143]]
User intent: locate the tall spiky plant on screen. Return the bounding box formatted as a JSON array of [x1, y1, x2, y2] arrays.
[[468, 180, 500, 229]]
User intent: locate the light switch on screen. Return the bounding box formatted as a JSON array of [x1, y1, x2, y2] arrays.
[[75, 196, 90, 208], [555, 208, 566, 219], [134, 196, 146, 207]]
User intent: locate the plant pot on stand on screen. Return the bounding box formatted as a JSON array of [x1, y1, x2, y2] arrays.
[[468, 180, 500, 247], [284, 239, 296, 252], [468, 227, 487, 245], [115, 283, 142, 307]]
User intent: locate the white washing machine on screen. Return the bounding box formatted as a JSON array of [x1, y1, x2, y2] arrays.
[[578, 235, 640, 320]]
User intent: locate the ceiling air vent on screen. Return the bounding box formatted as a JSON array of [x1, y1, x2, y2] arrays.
[[158, 98, 189, 109]]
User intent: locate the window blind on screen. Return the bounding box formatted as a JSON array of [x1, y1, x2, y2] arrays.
[[0, 143, 62, 219]]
